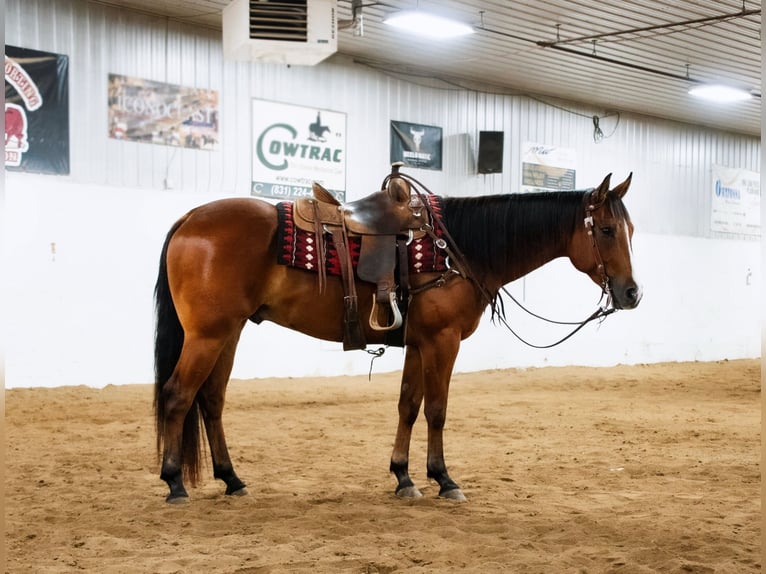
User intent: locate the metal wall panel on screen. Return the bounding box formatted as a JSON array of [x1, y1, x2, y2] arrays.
[[6, 0, 760, 238]]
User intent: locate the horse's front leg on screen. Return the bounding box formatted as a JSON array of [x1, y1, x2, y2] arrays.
[[420, 333, 466, 501], [390, 345, 425, 497]]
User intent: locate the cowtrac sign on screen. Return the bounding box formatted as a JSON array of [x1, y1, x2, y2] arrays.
[[251, 99, 347, 201]]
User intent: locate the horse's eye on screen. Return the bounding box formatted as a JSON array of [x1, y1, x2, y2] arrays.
[[600, 226, 614, 236]]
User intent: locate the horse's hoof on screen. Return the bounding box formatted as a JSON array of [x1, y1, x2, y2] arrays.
[[396, 485, 423, 498], [440, 488, 467, 502], [228, 486, 249, 497], [165, 494, 190, 505]]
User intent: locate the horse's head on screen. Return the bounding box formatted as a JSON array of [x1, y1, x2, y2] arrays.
[[569, 173, 642, 310]]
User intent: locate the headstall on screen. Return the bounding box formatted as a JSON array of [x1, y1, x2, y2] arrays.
[[583, 189, 613, 309]]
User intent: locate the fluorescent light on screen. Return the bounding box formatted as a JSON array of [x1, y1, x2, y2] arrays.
[[383, 10, 474, 39], [688, 84, 753, 103]]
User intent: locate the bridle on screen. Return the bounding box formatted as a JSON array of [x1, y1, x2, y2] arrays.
[[492, 188, 618, 349], [583, 189, 614, 309]]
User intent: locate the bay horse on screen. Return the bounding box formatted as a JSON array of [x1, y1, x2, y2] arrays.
[[154, 169, 641, 503]]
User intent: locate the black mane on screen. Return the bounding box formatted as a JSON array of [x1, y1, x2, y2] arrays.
[[439, 191, 588, 279]]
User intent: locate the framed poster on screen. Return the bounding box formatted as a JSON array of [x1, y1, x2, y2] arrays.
[[390, 120, 442, 170], [5, 46, 69, 174], [108, 74, 219, 149], [521, 142, 576, 193], [251, 99, 347, 201], [711, 164, 760, 236]]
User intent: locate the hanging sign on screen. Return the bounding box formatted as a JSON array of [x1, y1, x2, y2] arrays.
[[521, 142, 576, 193], [108, 74, 219, 149], [711, 164, 760, 236], [390, 120, 442, 170], [251, 99, 347, 201], [5, 46, 70, 174]]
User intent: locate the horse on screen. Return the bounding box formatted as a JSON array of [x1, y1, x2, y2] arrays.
[[154, 169, 641, 504]]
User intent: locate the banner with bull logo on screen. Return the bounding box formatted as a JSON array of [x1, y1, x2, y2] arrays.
[[5, 46, 70, 174], [108, 74, 219, 149], [251, 99, 347, 201], [390, 120, 442, 171]]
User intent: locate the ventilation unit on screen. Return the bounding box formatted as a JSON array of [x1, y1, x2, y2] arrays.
[[223, 0, 338, 66]]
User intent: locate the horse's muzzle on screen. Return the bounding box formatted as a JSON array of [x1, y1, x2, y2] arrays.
[[613, 281, 642, 310]]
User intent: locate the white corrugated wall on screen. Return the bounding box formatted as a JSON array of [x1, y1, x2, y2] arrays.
[[6, 0, 760, 236], [4, 0, 761, 387]]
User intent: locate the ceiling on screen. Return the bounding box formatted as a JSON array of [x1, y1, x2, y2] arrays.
[[95, 0, 761, 136]]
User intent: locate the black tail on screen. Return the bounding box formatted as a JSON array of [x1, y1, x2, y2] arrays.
[[154, 217, 204, 486]]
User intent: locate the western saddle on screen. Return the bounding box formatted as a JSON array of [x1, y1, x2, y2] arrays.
[[292, 163, 429, 350]]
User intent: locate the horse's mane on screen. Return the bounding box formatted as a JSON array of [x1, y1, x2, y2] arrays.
[[439, 191, 590, 279]]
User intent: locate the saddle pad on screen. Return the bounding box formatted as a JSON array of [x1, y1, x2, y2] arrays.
[[276, 195, 448, 276]]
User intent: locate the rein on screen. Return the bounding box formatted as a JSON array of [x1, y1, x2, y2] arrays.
[[380, 169, 618, 349], [497, 287, 616, 349]]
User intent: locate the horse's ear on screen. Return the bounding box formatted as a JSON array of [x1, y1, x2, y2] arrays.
[[592, 173, 612, 204], [610, 172, 633, 199]]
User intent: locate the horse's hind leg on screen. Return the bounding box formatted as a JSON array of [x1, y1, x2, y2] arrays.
[[390, 345, 424, 498], [159, 335, 228, 503], [197, 323, 248, 497]]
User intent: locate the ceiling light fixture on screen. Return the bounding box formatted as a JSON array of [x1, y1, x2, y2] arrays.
[[383, 10, 474, 40], [688, 84, 753, 103]]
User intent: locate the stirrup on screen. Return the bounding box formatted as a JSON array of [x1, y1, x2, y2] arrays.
[[369, 292, 403, 331]]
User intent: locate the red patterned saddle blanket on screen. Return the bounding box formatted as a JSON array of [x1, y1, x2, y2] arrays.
[[276, 194, 449, 276]]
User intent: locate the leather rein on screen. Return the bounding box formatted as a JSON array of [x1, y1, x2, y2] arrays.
[[380, 169, 617, 349]]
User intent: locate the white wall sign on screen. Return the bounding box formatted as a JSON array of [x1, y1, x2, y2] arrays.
[[711, 164, 760, 236], [251, 99, 347, 201], [521, 142, 577, 193]]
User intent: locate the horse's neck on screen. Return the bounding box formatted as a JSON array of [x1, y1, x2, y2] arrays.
[[442, 193, 578, 294], [496, 240, 567, 292], [492, 205, 574, 291]]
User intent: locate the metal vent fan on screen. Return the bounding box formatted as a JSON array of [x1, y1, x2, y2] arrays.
[[249, 0, 308, 43], [224, 0, 338, 65]]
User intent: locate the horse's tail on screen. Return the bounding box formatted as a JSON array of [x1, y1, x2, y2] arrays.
[[154, 216, 204, 486]]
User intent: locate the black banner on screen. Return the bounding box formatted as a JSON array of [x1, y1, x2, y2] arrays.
[[390, 120, 442, 170], [5, 46, 70, 174]]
